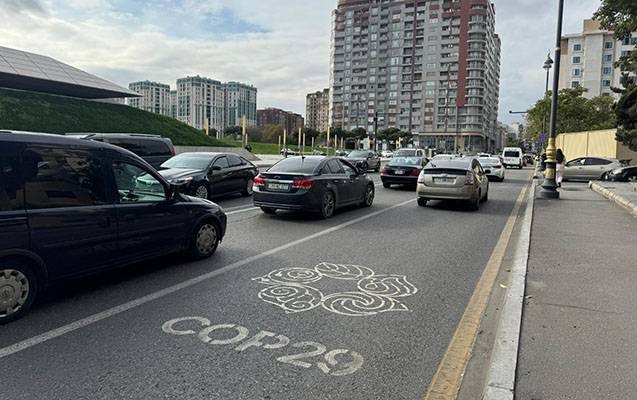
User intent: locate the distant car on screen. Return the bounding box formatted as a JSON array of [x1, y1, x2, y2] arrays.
[[562, 157, 627, 181], [157, 152, 258, 199], [66, 132, 175, 169], [280, 148, 299, 156], [417, 158, 489, 210], [346, 150, 381, 172], [381, 156, 428, 188], [381, 150, 394, 158], [0, 131, 226, 324], [523, 154, 534, 166], [432, 154, 456, 161], [335, 150, 349, 157], [501, 147, 524, 169], [395, 148, 425, 157], [478, 157, 505, 182], [312, 150, 327, 156], [477, 153, 491, 158], [604, 165, 637, 182], [253, 156, 375, 218]]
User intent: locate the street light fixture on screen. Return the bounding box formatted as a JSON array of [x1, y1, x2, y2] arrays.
[[543, 52, 554, 95], [540, 0, 564, 199]]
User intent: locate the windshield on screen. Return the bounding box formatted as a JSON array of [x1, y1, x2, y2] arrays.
[[388, 157, 421, 166], [347, 151, 369, 158], [396, 149, 417, 156], [504, 151, 520, 157], [269, 157, 323, 173], [161, 154, 212, 170], [479, 158, 501, 165]]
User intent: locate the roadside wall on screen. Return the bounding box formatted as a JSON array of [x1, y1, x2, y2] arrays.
[[174, 146, 259, 161], [556, 129, 637, 163]]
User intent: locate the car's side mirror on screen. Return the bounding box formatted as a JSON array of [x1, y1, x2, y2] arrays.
[[167, 183, 178, 200], [211, 165, 222, 171]]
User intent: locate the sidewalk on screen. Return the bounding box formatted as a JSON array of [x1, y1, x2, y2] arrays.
[[515, 182, 637, 399], [590, 181, 637, 216]]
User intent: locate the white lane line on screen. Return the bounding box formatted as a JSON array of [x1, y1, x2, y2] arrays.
[[0, 199, 414, 359], [482, 182, 535, 400], [226, 207, 260, 215]]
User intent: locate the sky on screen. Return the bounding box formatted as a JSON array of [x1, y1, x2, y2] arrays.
[[0, 0, 603, 125]]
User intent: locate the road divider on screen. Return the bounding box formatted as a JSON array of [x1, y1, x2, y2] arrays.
[[0, 199, 414, 359]]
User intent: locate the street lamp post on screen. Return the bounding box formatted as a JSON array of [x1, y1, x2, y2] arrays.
[[542, 52, 554, 148], [541, 0, 564, 199]]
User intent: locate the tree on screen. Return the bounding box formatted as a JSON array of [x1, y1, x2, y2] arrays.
[[594, 1, 637, 150], [524, 87, 616, 140], [261, 124, 284, 144], [347, 127, 369, 149], [303, 127, 320, 142], [223, 126, 242, 139]]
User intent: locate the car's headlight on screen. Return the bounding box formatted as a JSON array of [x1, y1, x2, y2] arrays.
[[611, 168, 623, 175], [170, 177, 194, 185]]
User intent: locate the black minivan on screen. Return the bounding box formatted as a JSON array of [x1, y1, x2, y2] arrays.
[[0, 131, 227, 324]]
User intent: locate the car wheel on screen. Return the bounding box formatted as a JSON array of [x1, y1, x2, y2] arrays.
[[190, 221, 219, 259], [417, 197, 427, 207], [383, 182, 391, 188], [320, 191, 336, 219], [194, 183, 210, 200], [600, 172, 609, 181], [0, 260, 38, 325], [362, 162, 369, 171], [628, 175, 637, 182], [361, 184, 375, 207], [261, 207, 277, 215], [242, 179, 254, 197], [471, 192, 481, 211]]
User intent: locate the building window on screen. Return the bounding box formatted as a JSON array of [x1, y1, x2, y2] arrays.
[[602, 67, 613, 75], [571, 81, 579, 88], [572, 56, 581, 64], [603, 54, 613, 63], [573, 43, 582, 51], [572, 68, 581, 77], [602, 80, 611, 87], [604, 41, 613, 49]]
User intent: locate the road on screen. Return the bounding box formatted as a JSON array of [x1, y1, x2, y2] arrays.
[[0, 168, 532, 400]]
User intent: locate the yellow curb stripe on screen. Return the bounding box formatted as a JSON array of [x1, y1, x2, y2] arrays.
[[424, 181, 531, 400]]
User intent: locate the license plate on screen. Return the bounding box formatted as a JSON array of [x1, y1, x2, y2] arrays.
[[434, 177, 454, 183], [268, 183, 290, 191], [395, 170, 405, 175]]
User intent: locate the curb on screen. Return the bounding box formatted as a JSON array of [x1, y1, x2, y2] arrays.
[[481, 183, 535, 400], [589, 182, 637, 217]]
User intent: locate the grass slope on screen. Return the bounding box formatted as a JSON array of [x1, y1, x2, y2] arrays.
[[0, 88, 231, 146]]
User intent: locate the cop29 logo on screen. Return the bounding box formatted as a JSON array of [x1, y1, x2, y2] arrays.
[[253, 263, 418, 317]]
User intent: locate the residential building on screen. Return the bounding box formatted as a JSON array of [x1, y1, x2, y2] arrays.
[[257, 108, 305, 135], [175, 76, 225, 132], [127, 80, 171, 115], [329, 0, 501, 152], [224, 82, 257, 128], [169, 90, 177, 119], [560, 19, 636, 99], [306, 88, 330, 132]]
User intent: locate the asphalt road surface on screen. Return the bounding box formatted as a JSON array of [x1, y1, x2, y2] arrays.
[[0, 168, 532, 400]]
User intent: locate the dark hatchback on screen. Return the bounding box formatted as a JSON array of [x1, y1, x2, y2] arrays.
[[0, 131, 227, 324], [252, 156, 375, 218], [158, 152, 258, 200], [346, 150, 381, 172], [605, 165, 637, 182], [381, 156, 428, 188]]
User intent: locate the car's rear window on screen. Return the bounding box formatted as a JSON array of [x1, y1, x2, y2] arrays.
[[504, 151, 520, 157], [107, 138, 171, 157], [348, 151, 369, 158], [479, 158, 501, 165], [269, 157, 323, 173], [426, 159, 471, 170], [388, 157, 421, 166]]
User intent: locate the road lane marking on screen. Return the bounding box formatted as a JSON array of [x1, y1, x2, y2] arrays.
[[423, 183, 530, 400], [0, 199, 414, 359]]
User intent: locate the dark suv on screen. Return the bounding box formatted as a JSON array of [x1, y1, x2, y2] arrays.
[[0, 131, 227, 324], [66, 133, 175, 169]]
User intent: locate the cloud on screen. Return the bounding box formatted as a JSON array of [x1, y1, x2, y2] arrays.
[[0, 0, 605, 123]]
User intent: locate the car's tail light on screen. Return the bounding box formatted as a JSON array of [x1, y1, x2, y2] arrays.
[[493, 165, 502, 169], [410, 168, 422, 176], [292, 179, 314, 189], [465, 171, 475, 185], [171, 147, 176, 156], [254, 176, 265, 186], [381, 168, 390, 174]]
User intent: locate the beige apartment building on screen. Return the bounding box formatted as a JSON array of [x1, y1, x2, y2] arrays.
[[306, 89, 330, 132]]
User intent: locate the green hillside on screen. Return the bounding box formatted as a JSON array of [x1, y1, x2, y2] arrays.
[[0, 88, 231, 146]]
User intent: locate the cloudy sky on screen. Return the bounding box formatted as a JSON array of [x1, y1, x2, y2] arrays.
[[1, 0, 602, 124]]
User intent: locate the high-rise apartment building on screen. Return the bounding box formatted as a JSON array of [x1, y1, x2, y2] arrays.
[[306, 89, 330, 132], [224, 82, 258, 128], [559, 19, 636, 99], [169, 90, 177, 119], [128, 80, 171, 116], [257, 108, 305, 135], [175, 76, 226, 132], [330, 0, 501, 152]]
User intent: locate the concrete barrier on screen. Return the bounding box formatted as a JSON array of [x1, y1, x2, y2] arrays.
[[590, 182, 637, 217], [174, 146, 259, 161]]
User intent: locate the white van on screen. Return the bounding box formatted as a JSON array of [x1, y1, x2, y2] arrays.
[[501, 147, 523, 169]]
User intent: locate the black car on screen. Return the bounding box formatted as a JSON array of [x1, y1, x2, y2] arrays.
[[381, 156, 428, 188], [604, 165, 637, 182], [158, 152, 258, 200], [0, 131, 227, 324], [66, 132, 175, 169], [252, 156, 375, 218], [346, 150, 381, 172]]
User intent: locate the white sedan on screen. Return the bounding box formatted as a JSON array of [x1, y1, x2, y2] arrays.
[[478, 157, 505, 182]]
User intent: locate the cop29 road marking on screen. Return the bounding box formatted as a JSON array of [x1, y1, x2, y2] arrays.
[[0, 199, 413, 359], [162, 317, 364, 376]]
